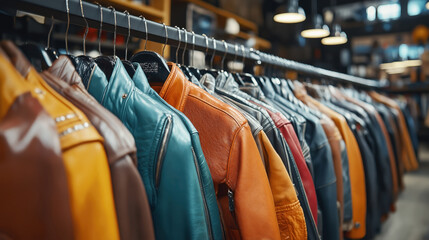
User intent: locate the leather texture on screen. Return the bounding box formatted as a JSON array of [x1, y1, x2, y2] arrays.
[[369, 91, 419, 171], [200, 73, 307, 240], [0, 92, 74, 240], [341, 93, 399, 205], [130, 63, 223, 240], [44, 56, 156, 240], [0, 41, 120, 240], [238, 83, 320, 240], [83, 57, 219, 240], [152, 62, 281, 240], [302, 88, 367, 239]]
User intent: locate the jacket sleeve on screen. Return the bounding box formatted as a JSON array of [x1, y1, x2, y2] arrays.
[[227, 123, 281, 240]]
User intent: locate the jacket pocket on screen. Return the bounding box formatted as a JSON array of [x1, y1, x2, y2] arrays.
[[154, 114, 173, 188]]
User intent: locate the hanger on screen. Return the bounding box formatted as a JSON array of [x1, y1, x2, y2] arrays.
[[97, 3, 103, 55], [45, 16, 58, 61], [179, 28, 193, 79], [187, 31, 201, 79], [231, 44, 245, 86], [130, 20, 170, 83], [219, 40, 230, 78], [95, 6, 118, 80], [200, 37, 219, 77], [239, 45, 259, 86], [121, 10, 136, 78]]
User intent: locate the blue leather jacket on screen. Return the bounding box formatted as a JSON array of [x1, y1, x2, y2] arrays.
[[84, 57, 221, 240]]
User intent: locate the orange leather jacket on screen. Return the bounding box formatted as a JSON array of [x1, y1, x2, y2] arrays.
[[0, 42, 120, 240], [151, 63, 281, 240], [257, 131, 307, 240]]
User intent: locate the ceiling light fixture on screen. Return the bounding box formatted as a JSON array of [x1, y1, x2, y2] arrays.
[[274, 0, 306, 24], [426, 1, 429, 10], [301, 15, 330, 38], [322, 24, 348, 45], [301, 0, 329, 38]]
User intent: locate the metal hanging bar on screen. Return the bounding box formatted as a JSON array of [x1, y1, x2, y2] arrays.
[[2, 0, 386, 89]]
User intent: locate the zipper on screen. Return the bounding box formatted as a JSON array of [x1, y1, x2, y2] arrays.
[[191, 147, 214, 240], [155, 115, 173, 187]]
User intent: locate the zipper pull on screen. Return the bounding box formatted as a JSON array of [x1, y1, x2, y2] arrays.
[[228, 189, 235, 212]]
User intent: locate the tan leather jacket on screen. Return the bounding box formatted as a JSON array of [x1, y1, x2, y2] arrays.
[[151, 63, 281, 240], [0, 41, 120, 240], [0, 92, 74, 240], [43, 56, 155, 240], [257, 131, 307, 240]]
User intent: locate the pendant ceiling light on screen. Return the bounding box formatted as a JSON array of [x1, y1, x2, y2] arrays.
[[322, 24, 348, 45], [301, 15, 330, 38], [426, 1, 429, 9], [301, 0, 329, 38], [274, 0, 306, 24]]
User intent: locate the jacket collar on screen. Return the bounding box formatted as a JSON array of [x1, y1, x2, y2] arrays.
[[158, 62, 189, 112], [131, 63, 152, 93], [48, 56, 85, 88], [97, 57, 135, 117]]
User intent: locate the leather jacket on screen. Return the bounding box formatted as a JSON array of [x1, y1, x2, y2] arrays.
[[200, 73, 307, 240], [369, 91, 419, 171], [0, 41, 120, 240], [238, 82, 320, 240], [150, 62, 281, 240], [301, 91, 367, 239], [82, 57, 220, 240], [130, 64, 223, 240], [43, 56, 156, 240], [0, 91, 74, 240], [259, 78, 340, 240], [342, 94, 399, 206]]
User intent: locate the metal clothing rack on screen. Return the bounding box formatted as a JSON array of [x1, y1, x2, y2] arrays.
[[2, 0, 386, 89]]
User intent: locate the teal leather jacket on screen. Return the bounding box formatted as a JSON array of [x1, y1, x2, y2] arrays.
[[85, 57, 222, 240]]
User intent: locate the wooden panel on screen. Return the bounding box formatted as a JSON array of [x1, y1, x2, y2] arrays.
[[92, 0, 164, 20], [173, 0, 257, 32]]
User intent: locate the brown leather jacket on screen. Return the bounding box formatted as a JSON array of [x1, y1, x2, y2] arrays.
[[0, 41, 120, 240], [0, 92, 74, 240], [151, 63, 281, 239], [42, 56, 155, 240]]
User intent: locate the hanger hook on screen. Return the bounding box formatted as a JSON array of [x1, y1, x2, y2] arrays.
[[191, 31, 196, 67], [96, 3, 103, 55], [162, 23, 168, 58], [124, 10, 130, 60], [202, 34, 209, 67], [108, 6, 117, 56], [175, 26, 181, 64], [233, 44, 238, 69], [181, 28, 187, 65], [47, 16, 55, 49], [139, 15, 148, 51], [241, 45, 245, 73], [65, 0, 70, 54], [79, 0, 89, 55], [210, 37, 216, 69], [221, 40, 228, 71]]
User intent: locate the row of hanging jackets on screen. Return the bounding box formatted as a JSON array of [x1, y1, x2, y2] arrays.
[[0, 40, 419, 240]]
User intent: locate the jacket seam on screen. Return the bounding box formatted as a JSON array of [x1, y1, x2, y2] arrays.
[[226, 123, 247, 187], [188, 94, 243, 126]]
